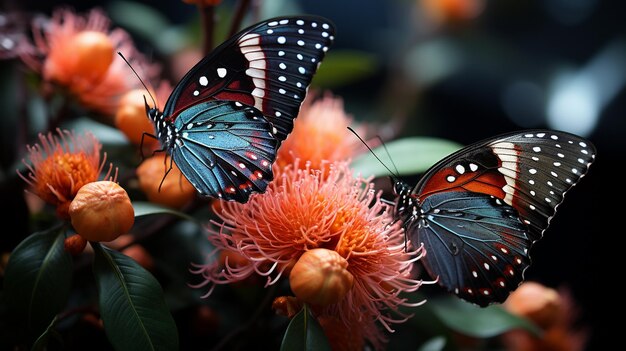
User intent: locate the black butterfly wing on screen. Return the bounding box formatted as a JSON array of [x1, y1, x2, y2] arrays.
[[412, 130, 596, 241], [163, 16, 335, 143], [171, 100, 277, 202], [414, 192, 530, 306], [403, 130, 596, 305]]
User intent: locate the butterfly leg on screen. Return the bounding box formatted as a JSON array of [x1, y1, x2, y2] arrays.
[[157, 153, 175, 193], [139, 131, 163, 161]]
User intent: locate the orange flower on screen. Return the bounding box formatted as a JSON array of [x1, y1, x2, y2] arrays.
[[191, 160, 425, 350], [502, 282, 589, 351], [18, 129, 115, 219], [277, 92, 366, 171], [20, 8, 158, 116]]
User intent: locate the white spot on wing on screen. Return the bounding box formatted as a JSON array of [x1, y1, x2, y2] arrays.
[[216, 68, 227, 78]]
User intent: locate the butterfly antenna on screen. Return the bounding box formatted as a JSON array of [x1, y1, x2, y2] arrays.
[[377, 135, 401, 177], [117, 52, 158, 109], [347, 126, 400, 181]]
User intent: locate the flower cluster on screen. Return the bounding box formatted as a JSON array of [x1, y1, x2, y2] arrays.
[[191, 94, 426, 349], [18, 128, 134, 243], [18, 129, 112, 218], [19, 8, 159, 116]]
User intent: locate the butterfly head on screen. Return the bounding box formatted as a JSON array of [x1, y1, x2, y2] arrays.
[[391, 177, 410, 197], [390, 177, 417, 223], [144, 96, 161, 122]]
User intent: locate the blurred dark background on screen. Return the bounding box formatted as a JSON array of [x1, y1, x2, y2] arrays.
[[3, 0, 621, 350]]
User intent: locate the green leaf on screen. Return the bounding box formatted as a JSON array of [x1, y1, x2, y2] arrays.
[[418, 336, 446, 351], [312, 50, 378, 88], [31, 316, 61, 351], [351, 137, 462, 178], [281, 305, 331, 351], [429, 296, 541, 338], [132, 201, 196, 222], [92, 243, 179, 351], [2, 227, 73, 339], [107, 1, 190, 54]]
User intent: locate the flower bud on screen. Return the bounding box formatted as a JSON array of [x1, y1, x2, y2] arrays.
[[69, 181, 134, 242], [289, 248, 354, 306], [504, 281, 562, 329], [115, 89, 159, 150], [64, 234, 88, 255], [272, 296, 303, 319], [71, 31, 115, 82], [136, 154, 196, 208]]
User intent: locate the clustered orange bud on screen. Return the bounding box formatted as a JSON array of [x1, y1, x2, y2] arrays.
[[136, 154, 196, 208], [64, 234, 88, 255], [289, 248, 354, 306], [44, 30, 115, 88], [272, 296, 303, 319], [115, 89, 159, 150], [504, 281, 562, 329], [69, 181, 134, 242], [71, 31, 115, 82]]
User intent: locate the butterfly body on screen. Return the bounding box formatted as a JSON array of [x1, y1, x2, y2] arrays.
[[146, 16, 335, 202], [394, 130, 596, 306]]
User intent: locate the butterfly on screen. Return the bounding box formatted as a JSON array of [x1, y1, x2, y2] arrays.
[[144, 16, 335, 202], [390, 130, 596, 306]]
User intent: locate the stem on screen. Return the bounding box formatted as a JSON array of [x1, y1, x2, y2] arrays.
[[228, 0, 252, 37], [198, 4, 216, 55]]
